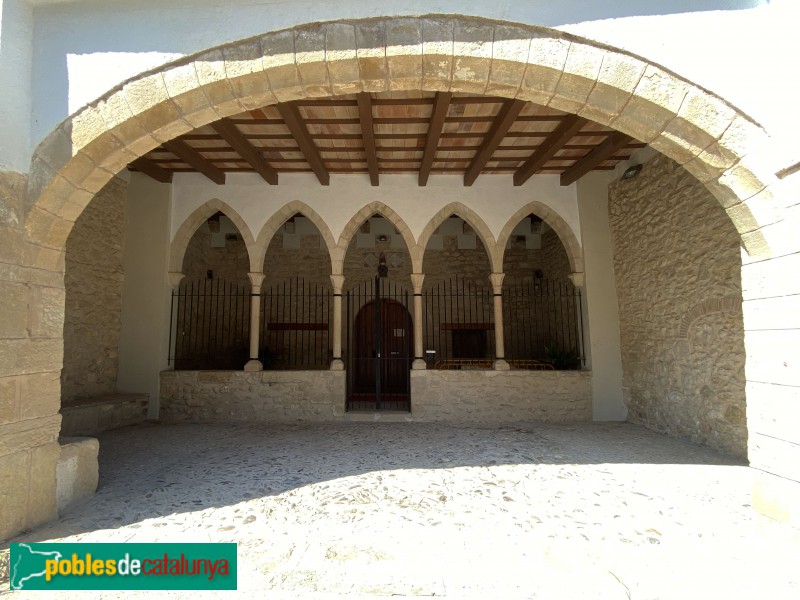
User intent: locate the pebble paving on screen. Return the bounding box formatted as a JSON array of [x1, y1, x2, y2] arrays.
[[2, 421, 799, 599]]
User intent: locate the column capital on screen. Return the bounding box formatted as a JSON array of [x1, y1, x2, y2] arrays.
[[248, 272, 265, 289], [330, 274, 345, 293], [488, 272, 505, 293], [167, 272, 185, 289], [568, 272, 585, 287], [410, 273, 425, 293]]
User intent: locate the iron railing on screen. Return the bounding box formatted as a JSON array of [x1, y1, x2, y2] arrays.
[[259, 277, 332, 369], [345, 277, 412, 411], [422, 277, 496, 367], [170, 278, 251, 370], [502, 278, 584, 368]]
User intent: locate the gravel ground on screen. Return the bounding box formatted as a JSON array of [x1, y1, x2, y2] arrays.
[[2, 421, 799, 599]]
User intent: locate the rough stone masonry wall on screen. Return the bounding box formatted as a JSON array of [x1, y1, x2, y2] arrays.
[[0, 171, 62, 540], [61, 178, 127, 402], [608, 154, 746, 457], [182, 223, 250, 285], [159, 370, 346, 422], [503, 228, 572, 283], [411, 370, 592, 422]]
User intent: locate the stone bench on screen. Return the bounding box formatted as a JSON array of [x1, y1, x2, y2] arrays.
[[60, 393, 149, 436]]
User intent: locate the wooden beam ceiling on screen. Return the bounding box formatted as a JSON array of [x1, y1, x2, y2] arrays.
[[163, 139, 225, 185], [211, 120, 279, 185], [357, 93, 379, 186], [463, 99, 526, 186], [513, 115, 588, 186], [419, 92, 452, 186], [131, 93, 643, 187], [559, 131, 632, 186], [277, 103, 330, 186], [131, 157, 172, 183]]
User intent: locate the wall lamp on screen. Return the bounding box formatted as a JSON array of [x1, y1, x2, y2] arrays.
[[622, 164, 643, 180]]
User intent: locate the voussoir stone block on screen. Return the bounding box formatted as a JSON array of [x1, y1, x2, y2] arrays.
[[25, 207, 75, 251], [451, 21, 493, 94], [421, 18, 454, 91], [486, 26, 531, 97], [613, 67, 690, 143], [548, 43, 604, 115], [355, 20, 388, 92], [518, 35, 570, 105], [325, 23, 361, 96], [580, 53, 646, 124], [386, 19, 423, 91], [295, 26, 332, 98], [261, 30, 306, 102]]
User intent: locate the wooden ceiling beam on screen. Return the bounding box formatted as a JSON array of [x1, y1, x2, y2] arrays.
[[357, 93, 379, 186], [163, 139, 225, 185], [559, 131, 632, 186], [513, 115, 587, 186], [211, 120, 279, 185], [277, 103, 330, 185], [419, 92, 452, 186], [464, 99, 526, 186], [130, 157, 173, 183]]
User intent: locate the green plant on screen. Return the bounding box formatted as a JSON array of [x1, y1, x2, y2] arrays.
[[543, 346, 581, 370]]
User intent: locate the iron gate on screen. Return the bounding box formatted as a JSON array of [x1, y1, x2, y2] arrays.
[[345, 277, 412, 411]]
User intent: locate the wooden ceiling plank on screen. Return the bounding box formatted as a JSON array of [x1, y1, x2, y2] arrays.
[[418, 92, 453, 186], [131, 157, 173, 183], [513, 115, 588, 186], [463, 99, 526, 186], [357, 93, 379, 186], [163, 139, 225, 185], [277, 103, 330, 185], [559, 131, 632, 186], [211, 120, 279, 185]]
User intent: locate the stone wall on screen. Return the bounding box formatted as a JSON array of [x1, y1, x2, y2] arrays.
[[503, 228, 572, 283], [62, 177, 127, 401], [159, 370, 346, 422], [0, 170, 62, 540], [159, 369, 589, 424], [182, 218, 250, 285], [608, 154, 746, 457], [411, 370, 592, 422]]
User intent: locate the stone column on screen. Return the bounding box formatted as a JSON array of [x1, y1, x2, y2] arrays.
[[410, 273, 426, 369], [489, 272, 510, 370], [244, 272, 265, 372], [330, 275, 345, 371]]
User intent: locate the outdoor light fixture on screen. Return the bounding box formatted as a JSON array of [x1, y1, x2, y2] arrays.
[[378, 253, 389, 278], [530, 215, 543, 234], [207, 213, 221, 233], [622, 164, 643, 180], [376, 234, 389, 243]]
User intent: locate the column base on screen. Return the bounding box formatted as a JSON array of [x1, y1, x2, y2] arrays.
[[243, 359, 263, 372], [330, 359, 345, 371], [412, 359, 427, 370], [493, 359, 511, 371]]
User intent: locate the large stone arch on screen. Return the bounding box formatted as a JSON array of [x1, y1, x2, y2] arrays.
[[497, 202, 584, 274], [254, 201, 337, 273], [24, 16, 780, 266], [416, 202, 499, 273], [335, 201, 418, 275], [169, 199, 255, 275]]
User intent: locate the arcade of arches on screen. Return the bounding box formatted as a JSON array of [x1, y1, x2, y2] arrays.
[[0, 15, 797, 542]]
